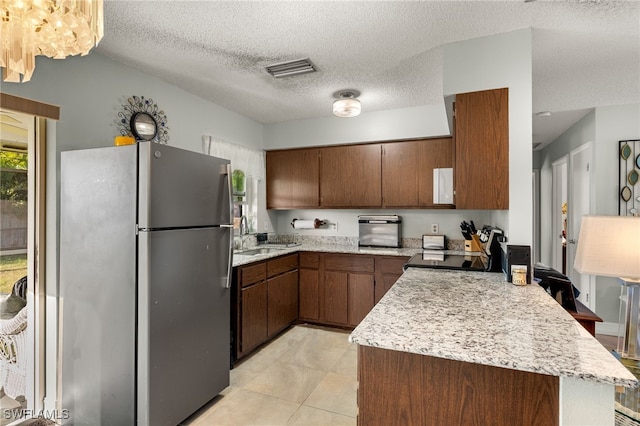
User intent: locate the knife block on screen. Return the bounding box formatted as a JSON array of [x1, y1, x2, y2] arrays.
[[464, 234, 483, 252]]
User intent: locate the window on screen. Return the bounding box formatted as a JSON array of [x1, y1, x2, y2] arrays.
[[203, 135, 264, 238]]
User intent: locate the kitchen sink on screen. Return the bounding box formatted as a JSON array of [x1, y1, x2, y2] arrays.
[[235, 247, 283, 256], [233, 247, 285, 261]]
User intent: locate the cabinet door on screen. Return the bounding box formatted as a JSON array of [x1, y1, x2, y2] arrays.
[[374, 257, 409, 303], [323, 271, 349, 325], [454, 88, 509, 209], [417, 138, 453, 207], [266, 149, 319, 209], [267, 270, 299, 337], [299, 268, 320, 320], [382, 141, 419, 207], [320, 144, 382, 207], [240, 281, 267, 355], [348, 273, 375, 327]]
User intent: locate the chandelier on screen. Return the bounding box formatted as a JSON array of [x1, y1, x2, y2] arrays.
[[0, 0, 104, 83]]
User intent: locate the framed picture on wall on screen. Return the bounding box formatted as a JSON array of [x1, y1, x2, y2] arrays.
[[619, 139, 640, 216]]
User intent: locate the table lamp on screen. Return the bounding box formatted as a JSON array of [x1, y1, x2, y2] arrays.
[[574, 215, 640, 359]]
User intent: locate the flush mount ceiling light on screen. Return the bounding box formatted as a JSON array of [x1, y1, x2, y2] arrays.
[[333, 91, 361, 118], [265, 58, 316, 78], [0, 0, 104, 83], [536, 111, 552, 117]]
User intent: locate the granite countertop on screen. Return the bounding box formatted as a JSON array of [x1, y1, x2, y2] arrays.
[[232, 243, 421, 267], [349, 267, 638, 388]]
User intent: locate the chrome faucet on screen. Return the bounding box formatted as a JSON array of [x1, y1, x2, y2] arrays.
[[239, 215, 249, 236], [239, 215, 249, 250]]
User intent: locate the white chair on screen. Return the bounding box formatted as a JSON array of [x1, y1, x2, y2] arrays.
[[0, 277, 27, 407]]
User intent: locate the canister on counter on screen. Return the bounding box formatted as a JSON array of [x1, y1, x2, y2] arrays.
[[511, 265, 528, 286]]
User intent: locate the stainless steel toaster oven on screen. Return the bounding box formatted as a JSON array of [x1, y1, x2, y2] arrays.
[[358, 215, 402, 248]]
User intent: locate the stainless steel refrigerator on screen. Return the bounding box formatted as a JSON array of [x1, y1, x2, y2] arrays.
[[59, 141, 233, 425]]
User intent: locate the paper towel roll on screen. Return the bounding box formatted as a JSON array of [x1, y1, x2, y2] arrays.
[[292, 219, 316, 229]]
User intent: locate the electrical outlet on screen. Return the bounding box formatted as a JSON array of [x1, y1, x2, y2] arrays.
[[264, 221, 269, 231], [431, 223, 439, 234], [331, 222, 338, 231]]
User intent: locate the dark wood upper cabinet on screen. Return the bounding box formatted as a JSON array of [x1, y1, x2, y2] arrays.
[[454, 88, 509, 209], [266, 148, 319, 209], [381, 141, 419, 207], [382, 138, 453, 208], [320, 144, 382, 208]]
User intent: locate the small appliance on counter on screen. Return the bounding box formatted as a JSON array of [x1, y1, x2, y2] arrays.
[[422, 234, 445, 250], [404, 251, 486, 272], [358, 215, 402, 248]]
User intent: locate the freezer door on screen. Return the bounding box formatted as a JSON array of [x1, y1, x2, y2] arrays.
[[138, 227, 231, 426], [138, 141, 232, 229]]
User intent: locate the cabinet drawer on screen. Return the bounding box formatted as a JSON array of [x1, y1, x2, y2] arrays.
[[299, 252, 320, 269], [267, 254, 298, 278], [375, 256, 410, 275], [325, 254, 374, 273], [240, 262, 266, 288]]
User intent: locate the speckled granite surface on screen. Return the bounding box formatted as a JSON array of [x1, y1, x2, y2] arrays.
[[232, 242, 421, 267], [349, 267, 638, 387]]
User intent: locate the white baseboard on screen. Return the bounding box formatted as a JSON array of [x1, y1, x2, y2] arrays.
[[595, 321, 622, 337]]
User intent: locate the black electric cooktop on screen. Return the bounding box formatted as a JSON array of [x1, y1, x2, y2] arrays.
[[405, 251, 487, 272]]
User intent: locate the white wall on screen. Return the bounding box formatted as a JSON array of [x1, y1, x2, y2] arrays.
[[273, 209, 493, 243], [537, 103, 640, 325], [263, 104, 450, 149], [443, 29, 533, 246]]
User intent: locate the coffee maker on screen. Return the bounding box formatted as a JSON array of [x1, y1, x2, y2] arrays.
[[484, 229, 504, 272]]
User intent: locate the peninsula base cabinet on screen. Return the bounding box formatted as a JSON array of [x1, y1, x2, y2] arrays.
[[357, 345, 616, 426]]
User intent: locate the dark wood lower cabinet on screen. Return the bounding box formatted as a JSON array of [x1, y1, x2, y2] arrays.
[[267, 270, 299, 337], [233, 254, 298, 361], [240, 281, 267, 355], [358, 345, 559, 426], [234, 252, 408, 360], [323, 271, 349, 325], [347, 273, 374, 326], [299, 268, 319, 320], [374, 256, 409, 303]]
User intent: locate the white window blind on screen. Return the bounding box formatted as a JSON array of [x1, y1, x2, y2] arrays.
[[202, 135, 264, 180]]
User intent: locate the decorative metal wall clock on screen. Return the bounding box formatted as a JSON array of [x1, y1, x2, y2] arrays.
[[116, 96, 169, 144], [619, 140, 640, 216]]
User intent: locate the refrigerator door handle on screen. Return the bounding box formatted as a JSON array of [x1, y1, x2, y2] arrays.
[[222, 163, 234, 223], [222, 163, 234, 289]]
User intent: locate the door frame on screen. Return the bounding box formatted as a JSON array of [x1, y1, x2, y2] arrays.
[[567, 142, 595, 309], [551, 156, 568, 274], [1, 93, 59, 419]]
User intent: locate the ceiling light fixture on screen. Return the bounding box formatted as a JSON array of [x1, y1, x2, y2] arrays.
[[265, 58, 316, 78], [0, 0, 104, 83], [536, 111, 552, 117], [333, 91, 361, 118]]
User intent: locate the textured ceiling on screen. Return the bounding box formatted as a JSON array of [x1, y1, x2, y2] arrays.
[[96, 1, 640, 148]]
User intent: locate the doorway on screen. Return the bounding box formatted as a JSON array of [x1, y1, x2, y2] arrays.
[[0, 109, 34, 421], [566, 142, 594, 308], [551, 156, 568, 275], [0, 92, 57, 424]]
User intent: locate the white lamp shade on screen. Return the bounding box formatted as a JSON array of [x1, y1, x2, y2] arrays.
[[333, 98, 361, 117], [574, 215, 640, 280]]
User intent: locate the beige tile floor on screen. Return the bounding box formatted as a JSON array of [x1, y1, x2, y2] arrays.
[[183, 324, 357, 426]]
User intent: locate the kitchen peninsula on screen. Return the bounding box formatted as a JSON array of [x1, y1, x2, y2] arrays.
[[350, 267, 638, 426]]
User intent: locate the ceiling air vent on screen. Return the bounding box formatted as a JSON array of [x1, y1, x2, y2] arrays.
[[265, 58, 316, 78]]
